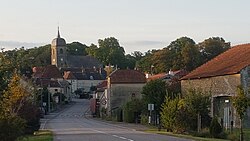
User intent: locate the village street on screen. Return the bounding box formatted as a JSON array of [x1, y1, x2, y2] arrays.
[[42, 99, 192, 141]]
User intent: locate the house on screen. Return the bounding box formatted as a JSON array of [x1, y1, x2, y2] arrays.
[[181, 43, 250, 128], [32, 65, 71, 103], [147, 70, 188, 82], [63, 68, 106, 94], [105, 69, 146, 119]]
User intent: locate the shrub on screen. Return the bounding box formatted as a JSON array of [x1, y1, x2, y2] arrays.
[[18, 101, 40, 134], [209, 117, 222, 138], [123, 99, 143, 123], [0, 116, 26, 141]]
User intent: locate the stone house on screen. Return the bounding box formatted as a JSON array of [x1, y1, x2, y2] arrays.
[[101, 69, 146, 119], [181, 44, 250, 128], [33, 65, 71, 102], [63, 68, 106, 94]]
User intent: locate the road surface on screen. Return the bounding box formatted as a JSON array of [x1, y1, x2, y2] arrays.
[[43, 99, 192, 141]]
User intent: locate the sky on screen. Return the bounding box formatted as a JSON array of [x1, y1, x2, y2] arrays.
[[0, 0, 250, 54]]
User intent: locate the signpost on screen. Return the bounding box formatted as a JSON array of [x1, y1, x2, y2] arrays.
[[148, 104, 154, 124]]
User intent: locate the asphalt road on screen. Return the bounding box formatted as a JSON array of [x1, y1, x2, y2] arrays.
[[43, 99, 192, 141]]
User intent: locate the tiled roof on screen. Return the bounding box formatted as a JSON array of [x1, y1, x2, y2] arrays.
[[182, 44, 250, 80], [67, 55, 103, 68], [35, 79, 62, 88], [147, 73, 168, 81], [63, 71, 76, 79], [109, 69, 146, 84], [33, 65, 63, 79], [97, 80, 107, 88]]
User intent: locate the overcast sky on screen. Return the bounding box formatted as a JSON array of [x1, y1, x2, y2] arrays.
[[0, 0, 250, 54]]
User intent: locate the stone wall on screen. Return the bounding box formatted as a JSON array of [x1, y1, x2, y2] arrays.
[[181, 74, 241, 97], [181, 72, 250, 128], [107, 83, 145, 117]]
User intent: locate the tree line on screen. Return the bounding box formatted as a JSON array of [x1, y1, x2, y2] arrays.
[[0, 36, 230, 78]]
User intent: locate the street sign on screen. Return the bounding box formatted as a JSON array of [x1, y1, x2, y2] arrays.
[[148, 104, 154, 111]]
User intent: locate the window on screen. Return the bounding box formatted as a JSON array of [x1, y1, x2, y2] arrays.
[[60, 48, 63, 54]]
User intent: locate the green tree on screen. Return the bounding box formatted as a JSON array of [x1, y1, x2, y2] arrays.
[[181, 42, 201, 71], [124, 54, 136, 69], [209, 116, 222, 138], [142, 79, 166, 113], [123, 98, 143, 123], [86, 43, 98, 56], [165, 37, 196, 70], [232, 86, 250, 141], [161, 96, 182, 131], [198, 37, 230, 63], [184, 88, 211, 132], [66, 42, 88, 56], [89, 37, 126, 68]]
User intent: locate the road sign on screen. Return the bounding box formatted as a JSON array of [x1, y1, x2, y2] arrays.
[[148, 104, 154, 111]]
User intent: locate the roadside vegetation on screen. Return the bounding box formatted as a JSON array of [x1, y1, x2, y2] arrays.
[[17, 130, 53, 141]]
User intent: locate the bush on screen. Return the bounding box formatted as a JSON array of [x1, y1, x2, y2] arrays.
[[18, 101, 40, 134], [209, 117, 222, 138], [123, 99, 143, 123], [0, 116, 26, 141]]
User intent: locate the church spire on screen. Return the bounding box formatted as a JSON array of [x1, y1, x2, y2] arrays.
[[57, 26, 61, 38]]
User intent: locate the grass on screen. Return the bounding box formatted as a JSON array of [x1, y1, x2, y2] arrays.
[[145, 129, 229, 141], [226, 128, 250, 141], [146, 128, 250, 141], [18, 130, 53, 141]]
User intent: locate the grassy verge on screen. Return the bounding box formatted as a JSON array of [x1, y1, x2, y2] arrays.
[[18, 130, 53, 141], [145, 129, 229, 141], [227, 128, 250, 141]]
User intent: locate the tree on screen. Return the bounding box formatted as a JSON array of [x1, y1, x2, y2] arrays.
[[124, 54, 136, 69], [66, 42, 88, 56], [184, 88, 211, 132], [161, 96, 182, 132], [142, 79, 166, 114], [0, 73, 33, 140], [198, 37, 230, 63], [86, 43, 98, 56], [209, 116, 222, 138], [165, 37, 196, 70], [181, 43, 202, 71], [90, 37, 126, 68], [123, 98, 143, 123], [232, 86, 250, 141], [0, 73, 31, 117]]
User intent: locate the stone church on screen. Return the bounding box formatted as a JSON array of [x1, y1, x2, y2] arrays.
[[50, 28, 106, 93], [51, 28, 103, 69]]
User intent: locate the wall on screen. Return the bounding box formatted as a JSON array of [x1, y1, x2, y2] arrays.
[[76, 80, 104, 92], [181, 72, 250, 128], [107, 83, 145, 116], [181, 74, 241, 97]]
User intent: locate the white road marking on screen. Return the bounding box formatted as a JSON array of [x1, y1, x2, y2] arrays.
[[119, 136, 127, 140], [112, 134, 134, 141]]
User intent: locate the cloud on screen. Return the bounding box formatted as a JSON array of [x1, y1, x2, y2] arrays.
[[0, 41, 45, 50]]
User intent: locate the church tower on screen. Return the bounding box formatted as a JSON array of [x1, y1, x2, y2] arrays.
[[51, 27, 67, 68]]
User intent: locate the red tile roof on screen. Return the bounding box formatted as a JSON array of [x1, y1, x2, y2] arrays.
[[147, 73, 167, 81], [63, 71, 76, 79], [33, 65, 63, 79], [182, 44, 250, 80], [97, 80, 107, 88], [109, 69, 146, 84]]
